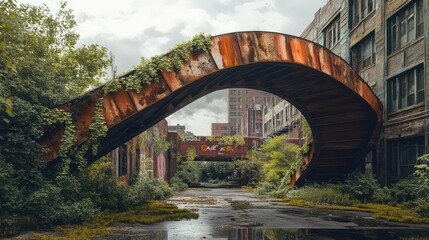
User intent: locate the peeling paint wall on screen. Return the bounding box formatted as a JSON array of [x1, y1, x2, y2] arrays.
[[110, 119, 170, 182]]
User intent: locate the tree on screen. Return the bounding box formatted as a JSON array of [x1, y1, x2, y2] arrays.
[[0, 1, 109, 232]]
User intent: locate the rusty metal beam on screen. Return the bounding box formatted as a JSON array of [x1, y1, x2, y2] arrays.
[[40, 31, 383, 186]]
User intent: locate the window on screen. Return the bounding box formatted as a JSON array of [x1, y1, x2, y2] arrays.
[[230, 97, 237, 103], [351, 0, 374, 27], [351, 32, 375, 71], [230, 104, 237, 110], [388, 137, 425, 177], [230, 112, 237, 117], [387, 65, 424, 113], [324, 16, 341, 48], [230, 90, 237, 95], [387, 0, 423, 54]]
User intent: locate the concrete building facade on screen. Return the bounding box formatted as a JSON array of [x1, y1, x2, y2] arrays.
[[239, 104, 264, 138], [301, 0, 428, 182], [263, 100, 301, 138]]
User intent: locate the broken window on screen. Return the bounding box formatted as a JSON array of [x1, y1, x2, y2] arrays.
[[351, 32, 375, 71], [324, 15, 340, 49], [387, 0, 423, 54], [387, 65, 425, 113], [351, 0, 375, 27], [388, 137, 425, 177]]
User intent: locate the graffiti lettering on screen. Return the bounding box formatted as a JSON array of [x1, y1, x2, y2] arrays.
[[225, 146, 234, 152], [201, 144, 218, 151], [185, 135, 201, 142]]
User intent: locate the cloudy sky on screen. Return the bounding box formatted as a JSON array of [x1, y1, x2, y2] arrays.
[[19, 0, 327, 135]]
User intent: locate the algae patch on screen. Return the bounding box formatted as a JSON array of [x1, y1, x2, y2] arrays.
[[31, 202, 198, 240]]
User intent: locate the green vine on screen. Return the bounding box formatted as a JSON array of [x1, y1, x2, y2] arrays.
[[103, 33, 212, 93], [282, 118, 314, 182], [43, 98, 109, 174], [89, 99, 108, 155], [206, 135, 245, 148], [153, 134, 172, 155], [42, 108, 76, 175], [300, 118, 313, 155], [185, 146, 197, 162]]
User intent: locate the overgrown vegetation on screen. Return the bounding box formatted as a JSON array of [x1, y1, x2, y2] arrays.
[[0, 1, 187, 236], [200, 162, 235, 183], [31, 202, 198, 240], [276, 161, 429, 223], [169, 147, 200, 191], [206, 135, 245, 147], [0, 1, 111, 235], [103, 33, 212, 93]]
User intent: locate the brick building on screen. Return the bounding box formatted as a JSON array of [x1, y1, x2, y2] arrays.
[[228, 88, 277, 135], [301, 0, 428, 182], [211, 123, 230, 137], [111, 119, 173, 182]]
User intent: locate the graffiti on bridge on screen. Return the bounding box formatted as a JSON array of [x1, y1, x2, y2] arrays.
[[201, 144, 235, 155]]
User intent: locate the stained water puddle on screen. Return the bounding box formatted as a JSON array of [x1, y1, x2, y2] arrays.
[[105, 228, 429, 240]]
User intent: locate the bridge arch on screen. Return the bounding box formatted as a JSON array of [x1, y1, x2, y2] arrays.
[[41, 31, 382, 185]]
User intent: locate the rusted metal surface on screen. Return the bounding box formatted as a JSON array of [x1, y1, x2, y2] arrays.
[[41, 31, 382, 185], [176, 136, 262, 161]]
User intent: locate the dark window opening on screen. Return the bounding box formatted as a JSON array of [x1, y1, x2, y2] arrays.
[[387, 65, 424, 113], [388, 137, 425, 177]]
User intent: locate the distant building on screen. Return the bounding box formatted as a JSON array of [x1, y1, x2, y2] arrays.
[[263, 100, 301, 138], [211, 123, 230, 136], [168, 124, 186, 136], [239, 104, 263, 138], [228, 88, 279, 135]]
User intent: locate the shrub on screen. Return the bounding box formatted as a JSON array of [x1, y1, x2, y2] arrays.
[[414, 199, 429, 217], [79, 157, 132, 211], [391, 178, 428, 203], [130, 177, 173, 205], [169, 176, 189, 192], [25, 183, 99, 225], [234, 156, 263, 186], [286, 184, 354, 206], [55, 199, 99, 225], [414, 154, 429, 184], [255, 181, 277, 195], [171, 162, 200, 187], [339, 173, 381, 203], [372, 186, 394, 204], [200, 162, 234, 182]]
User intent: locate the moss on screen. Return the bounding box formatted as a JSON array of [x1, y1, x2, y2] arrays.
[[280, 199, 429, 224], [31, 202, 198, 240], [242, 186, 255, 193]]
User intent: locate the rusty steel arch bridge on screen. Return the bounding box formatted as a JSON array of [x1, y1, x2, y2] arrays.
[[41, 31, 382, 186]]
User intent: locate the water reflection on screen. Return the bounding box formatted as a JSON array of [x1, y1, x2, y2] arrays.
[[135, 228, 429, 240]]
